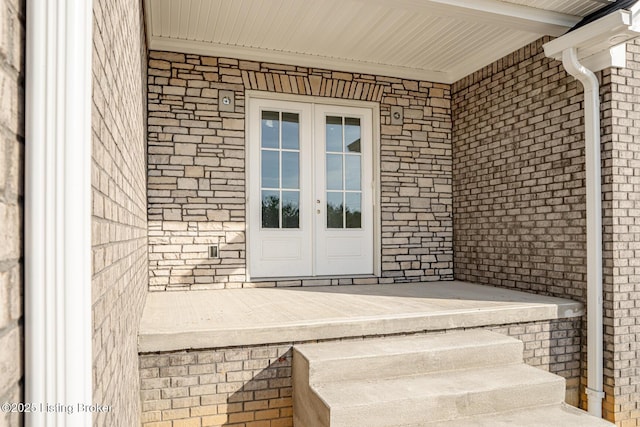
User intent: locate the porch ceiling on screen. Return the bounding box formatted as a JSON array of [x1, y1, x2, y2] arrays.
[[144, 0, 610, 84]]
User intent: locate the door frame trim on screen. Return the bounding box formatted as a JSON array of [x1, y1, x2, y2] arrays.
[[245, 91, 381, 281]]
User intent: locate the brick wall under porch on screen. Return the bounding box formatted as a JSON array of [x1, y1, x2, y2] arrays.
[[139, 318, 583, 427]]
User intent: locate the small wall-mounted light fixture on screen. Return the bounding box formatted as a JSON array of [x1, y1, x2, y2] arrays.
[[219, 90, 235, 112], [208, 244, 219, 259], [391, 106, 403, 125]]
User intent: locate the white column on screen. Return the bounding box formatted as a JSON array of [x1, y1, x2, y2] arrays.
[[25, 0, 93, 425]]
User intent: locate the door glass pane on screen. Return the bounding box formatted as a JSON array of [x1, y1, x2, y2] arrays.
[[327, 192, 344, 229], [260, 110, 301, 230], [261, 150, 279, 188], [282, 113, 299, 150], [282, 151, 299, 189], [261, 111, 279, 149], [325, 114, 364, 230], [345, 117, 361, 153], [326, 116, 343, 152], [345, 155, 361, 191], [262, 190, 280, 228], [345, 193, 361, 229], [326, 154, 343, 191], [282, 191, 300, 228]]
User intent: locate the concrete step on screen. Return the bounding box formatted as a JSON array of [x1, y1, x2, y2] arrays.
[[315, 364, 565, 427], [394, 404, 614, 427], [294, 330, 523, 383], [292, 330, 612, 427]]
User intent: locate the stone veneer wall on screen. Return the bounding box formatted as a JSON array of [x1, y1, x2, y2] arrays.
[[147, 52, 453, 290], [452, 37, 587, 303], [139, 318, 582, 427], [600, 39, 640, 426], [0, 0, 24, 425], [92, 1, 148, 425]]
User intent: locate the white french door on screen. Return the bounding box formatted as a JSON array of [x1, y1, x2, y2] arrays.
[[248, 97, 374, 279], [314, 104, 373, 276]]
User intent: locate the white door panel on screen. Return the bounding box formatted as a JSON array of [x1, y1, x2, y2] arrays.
[[248, 98, 313, 278], [314, 105, 373, 276]]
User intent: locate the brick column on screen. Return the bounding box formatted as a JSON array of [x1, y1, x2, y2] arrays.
[[599, 40, 640, 427]]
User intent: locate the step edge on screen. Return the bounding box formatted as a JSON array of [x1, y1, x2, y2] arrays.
[[314, 365, 566, 405], [295, 331, 521, 360]]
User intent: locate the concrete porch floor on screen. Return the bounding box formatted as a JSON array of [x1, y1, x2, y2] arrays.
[[138, 280, 583, 353]]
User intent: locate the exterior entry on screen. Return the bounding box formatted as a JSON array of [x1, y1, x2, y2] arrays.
[[248, 97, 374, 279]]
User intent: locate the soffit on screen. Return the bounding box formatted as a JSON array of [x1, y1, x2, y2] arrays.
[[144, 0, 610, 84]]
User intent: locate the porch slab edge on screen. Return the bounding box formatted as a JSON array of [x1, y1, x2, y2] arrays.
[[138, 281, 584, 353]]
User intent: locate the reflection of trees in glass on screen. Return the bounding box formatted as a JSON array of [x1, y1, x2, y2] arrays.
[[327, 202, 361, 228], [282, 199, 299, 228], [327, 202, 342, 228], [262, 195, 279, 228], [262, 195, 299, 228], [346, 206, 361, 228]]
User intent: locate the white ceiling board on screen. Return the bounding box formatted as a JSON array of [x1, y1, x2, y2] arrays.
[[144, 0, 609, 84], [448, 32, 540, 81]]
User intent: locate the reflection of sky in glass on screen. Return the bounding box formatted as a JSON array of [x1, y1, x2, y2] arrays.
[[261, 150, 279, 188], [326, 154, 343, 190], [282, 151, 299, 189], [262, 111, 279, 149], [345, 118, 360, 153], [282, 113, 299, 150], [345, 155, 360, 191], [326, 116, 343, 152]]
